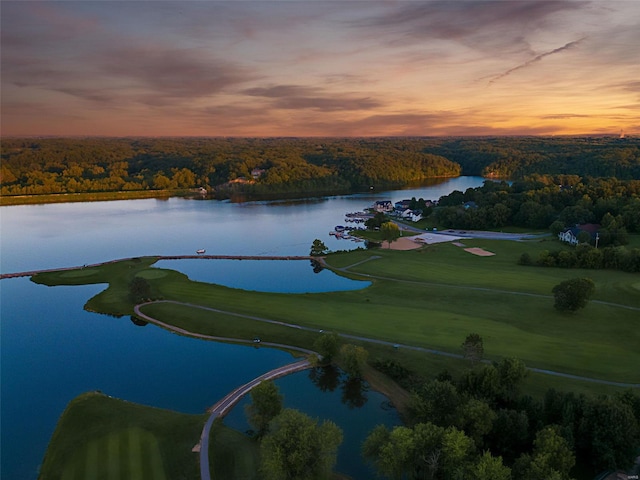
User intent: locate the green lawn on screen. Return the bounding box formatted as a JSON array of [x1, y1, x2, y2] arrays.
[[33, 240, 640, 390], [39, 392, 206, 480]]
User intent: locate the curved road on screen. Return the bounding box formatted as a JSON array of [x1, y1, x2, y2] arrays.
[[198, 358, 312, 480], [134, 302, 317, 480]]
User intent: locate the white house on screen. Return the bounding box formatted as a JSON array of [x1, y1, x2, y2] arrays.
[[558, 229, 579, 246], [402, 209, 423, 222]]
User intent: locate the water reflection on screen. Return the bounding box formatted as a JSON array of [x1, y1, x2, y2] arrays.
[[341, 377, 369, 409], [130, 315, 148, 327], [308, 365, 340, 393], [308, 366, 370, 409], [311, 259, 324, 274]]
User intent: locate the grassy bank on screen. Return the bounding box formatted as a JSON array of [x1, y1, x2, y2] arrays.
[[39, 391, 207, 480], [0, 190, 186, 206], [33, 239, 640, 392]]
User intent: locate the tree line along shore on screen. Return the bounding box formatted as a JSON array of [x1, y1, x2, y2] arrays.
[[1, 136, 638, 203]]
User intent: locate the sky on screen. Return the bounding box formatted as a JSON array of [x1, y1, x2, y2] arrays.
[[1, 0, 639, 137]]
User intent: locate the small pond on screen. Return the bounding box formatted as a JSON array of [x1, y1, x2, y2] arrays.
[[153, 258, 371, 293]]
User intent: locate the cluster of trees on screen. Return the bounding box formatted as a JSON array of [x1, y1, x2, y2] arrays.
[[425, 136, 640, 179], [245, 380, 343, 480], [364, 352, 640, 479], [435, 175, 640, 240], [520, 244, 640, 272], [0, 137, 460, 199]]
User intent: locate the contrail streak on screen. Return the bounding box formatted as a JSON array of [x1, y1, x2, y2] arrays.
[[488, 37, 586, 85]]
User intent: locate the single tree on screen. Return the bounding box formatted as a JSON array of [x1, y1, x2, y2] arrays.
[[469, 450, 512, 480], [380, 221, 401, 248], [513, 425, 575, 480], [552, 277, 595, 312], [260, 408, 342, 480], [339, 344, 369, 378], [245, 380, 283, 437], [310, 239, 329, 256], [313, 331, 340, 363], [461, 333, 484, 364], [495, 357, 528, 403]]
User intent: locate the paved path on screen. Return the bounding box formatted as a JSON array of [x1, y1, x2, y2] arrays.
[[134, 301, 317, 480], [198, 358, 312, 480]]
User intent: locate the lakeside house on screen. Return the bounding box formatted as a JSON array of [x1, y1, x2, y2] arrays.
[[558, 223, 600, 246], [401, 209, 423, 222], [251, 168, 266, 179], [374, 200, 393, 212], [394, 199, 412, 211]]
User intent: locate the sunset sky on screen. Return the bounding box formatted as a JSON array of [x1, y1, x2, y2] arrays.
[[2, 1, 639, 137]]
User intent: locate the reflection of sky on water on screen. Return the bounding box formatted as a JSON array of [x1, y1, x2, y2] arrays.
[[153, 259, 370, 293], [224, 367, 399, 480]]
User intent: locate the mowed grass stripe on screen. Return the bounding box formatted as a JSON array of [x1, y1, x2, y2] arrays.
[[129, 428, 144, 479], [146, 434, 166, 480], [85, 440, 99, 480], [107, 432, 119, 480], [61, 462, 76, 480]]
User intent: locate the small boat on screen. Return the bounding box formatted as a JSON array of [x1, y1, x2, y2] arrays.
[[196, 249, 206, 254]]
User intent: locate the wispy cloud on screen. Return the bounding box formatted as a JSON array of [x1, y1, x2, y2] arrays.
[[353, 0, 587, 53], [243, 85, 382, 111], [487, 37, 586, 85]]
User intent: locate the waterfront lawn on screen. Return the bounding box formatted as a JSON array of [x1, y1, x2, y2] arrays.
[[39, 391, 206, 480]]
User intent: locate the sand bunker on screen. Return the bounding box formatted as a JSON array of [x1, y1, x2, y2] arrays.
[[386, 236, 424, 250], [464, 247, 495, 256]]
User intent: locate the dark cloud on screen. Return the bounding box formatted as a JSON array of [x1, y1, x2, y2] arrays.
[[243, 84, 382, 111], [353, 1, 587, 52], [488, 37, 586, 85], [99, 47, 254, 100]]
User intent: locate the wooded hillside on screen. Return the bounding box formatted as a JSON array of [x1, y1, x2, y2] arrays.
[[1, 137, 638, 200]]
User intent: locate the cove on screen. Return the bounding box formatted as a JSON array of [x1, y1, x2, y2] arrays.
[[153, 258, 371, 293]]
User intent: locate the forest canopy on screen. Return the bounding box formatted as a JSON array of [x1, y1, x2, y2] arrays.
[[1, 136, 638, 200]]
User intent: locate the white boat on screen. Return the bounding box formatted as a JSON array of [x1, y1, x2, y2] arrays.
[[196, 249, 206, 254]]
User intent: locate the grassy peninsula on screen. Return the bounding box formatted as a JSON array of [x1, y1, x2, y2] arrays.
[[34, 237, 640, 479], [33, 239, 640, 392]]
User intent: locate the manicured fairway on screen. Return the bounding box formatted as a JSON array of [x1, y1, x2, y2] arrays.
[[33, 240, 640, 390], [40, 392, 206, 480], [60, 428, 166, 480]]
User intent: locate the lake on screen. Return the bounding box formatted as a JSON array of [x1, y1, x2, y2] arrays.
[[0, 176, 486, 479]]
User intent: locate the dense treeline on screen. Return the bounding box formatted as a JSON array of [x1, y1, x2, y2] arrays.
[[425, 136, 640, 179], [0, 137, 459, 199], [435, 175, 640, 241], [367, 357, 640, 479], [519, 244, 640, 273], [2, 136, 639, 201]]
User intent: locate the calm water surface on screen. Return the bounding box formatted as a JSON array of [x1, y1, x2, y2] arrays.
[[153, 259, 371, 292], [1, 177, 485, 479]]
